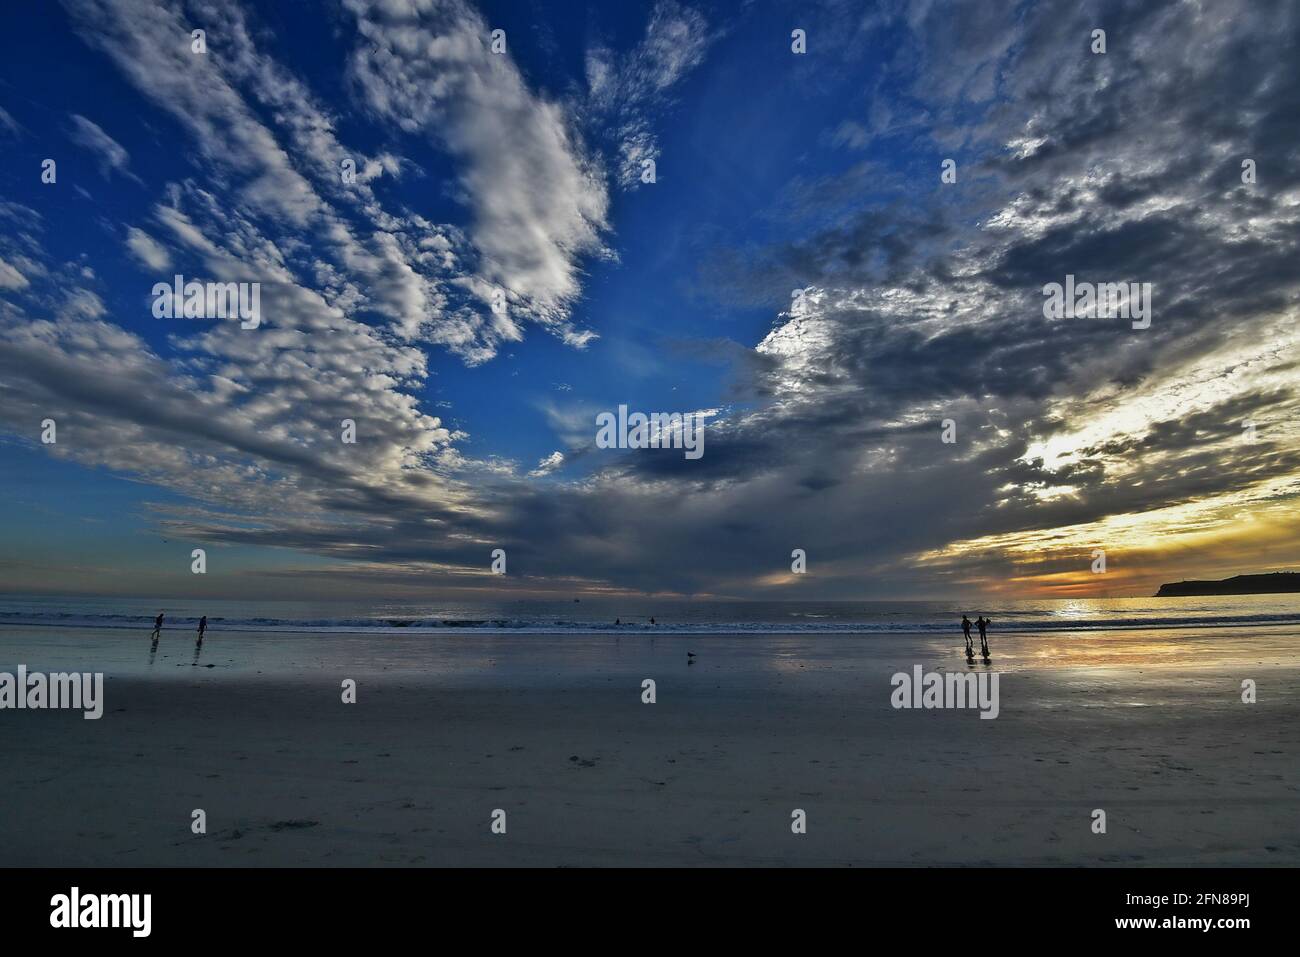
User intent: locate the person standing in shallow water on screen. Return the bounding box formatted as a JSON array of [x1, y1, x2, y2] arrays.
[[197, 615, 207, 640], [976, 616, 990, 657], [961, 615, 974, 655]]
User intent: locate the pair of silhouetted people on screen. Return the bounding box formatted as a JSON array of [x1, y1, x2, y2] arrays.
[[961, 615, 991, 658], [148, 612, 209, 661], [149, 612, 209, 637]]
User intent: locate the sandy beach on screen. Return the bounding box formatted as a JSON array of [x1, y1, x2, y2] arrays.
[[1, 624, 1296, 867]]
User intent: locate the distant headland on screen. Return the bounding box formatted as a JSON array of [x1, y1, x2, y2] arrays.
[[1155, 572, 1300, 597]]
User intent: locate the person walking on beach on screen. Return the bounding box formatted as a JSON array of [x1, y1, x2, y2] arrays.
[[976, 616, 990, 657], [197, 615, 207, 640], [961, 615, 974, 655], [148, 610, 164, 665]]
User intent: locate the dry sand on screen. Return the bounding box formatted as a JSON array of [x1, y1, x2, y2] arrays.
[[0, 624, 1296, 866]]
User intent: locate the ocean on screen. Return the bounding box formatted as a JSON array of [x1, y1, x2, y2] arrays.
[[2, 594, 1297, 637]]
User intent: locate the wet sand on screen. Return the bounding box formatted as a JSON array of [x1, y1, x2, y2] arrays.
[[0, 624, 1296, 866]]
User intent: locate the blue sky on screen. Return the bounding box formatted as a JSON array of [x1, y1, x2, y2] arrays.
[[0, 0, 864, 469], [1, 0, 1298, 601]]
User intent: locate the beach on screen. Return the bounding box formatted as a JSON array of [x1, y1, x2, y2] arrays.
[[0, 623, 1296, 867]]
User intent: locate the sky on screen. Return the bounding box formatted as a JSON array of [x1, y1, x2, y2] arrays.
[[0, 0, 1297, 603]]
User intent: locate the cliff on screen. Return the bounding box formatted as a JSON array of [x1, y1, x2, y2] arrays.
[[1155, 572, 1300, 597]]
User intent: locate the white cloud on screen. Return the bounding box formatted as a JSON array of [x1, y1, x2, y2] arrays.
[[0, 256, 29, 290], [586, 1, 715, 189], [67, 113, 143, 185], [124, 227, 172, 271], [0, 106, 21, 137], [64, 0, 318, 225], [345, 0, 610, 339], [529, 450, 565, 477], [63, 0, 611, 365]]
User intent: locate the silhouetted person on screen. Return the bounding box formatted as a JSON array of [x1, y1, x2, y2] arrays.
[[197, 615, 207, 639], [148, 612, 163, 665], [650, 617, 656, 625], [961, 615, 974, 655], [976, 616, 990, 657]]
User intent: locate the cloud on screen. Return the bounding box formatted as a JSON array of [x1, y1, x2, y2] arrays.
[[585, 1, 715, 188], [5, 0, 1297, 602], [528, 450, 565, 477], [124, 227, 172, 271], [668, 0, 1300, 595], [63, 0, 322, 224], [0, 106, 21, 137], [59, 0, 612, 365], [0, 217, 469, 544], [344, 0, 610, 349], [0, 257, 29, 290], [66, 114, 144, 185]]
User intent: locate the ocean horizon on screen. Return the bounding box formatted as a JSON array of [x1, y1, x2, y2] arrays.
[[3, 593, 1298, 636]]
